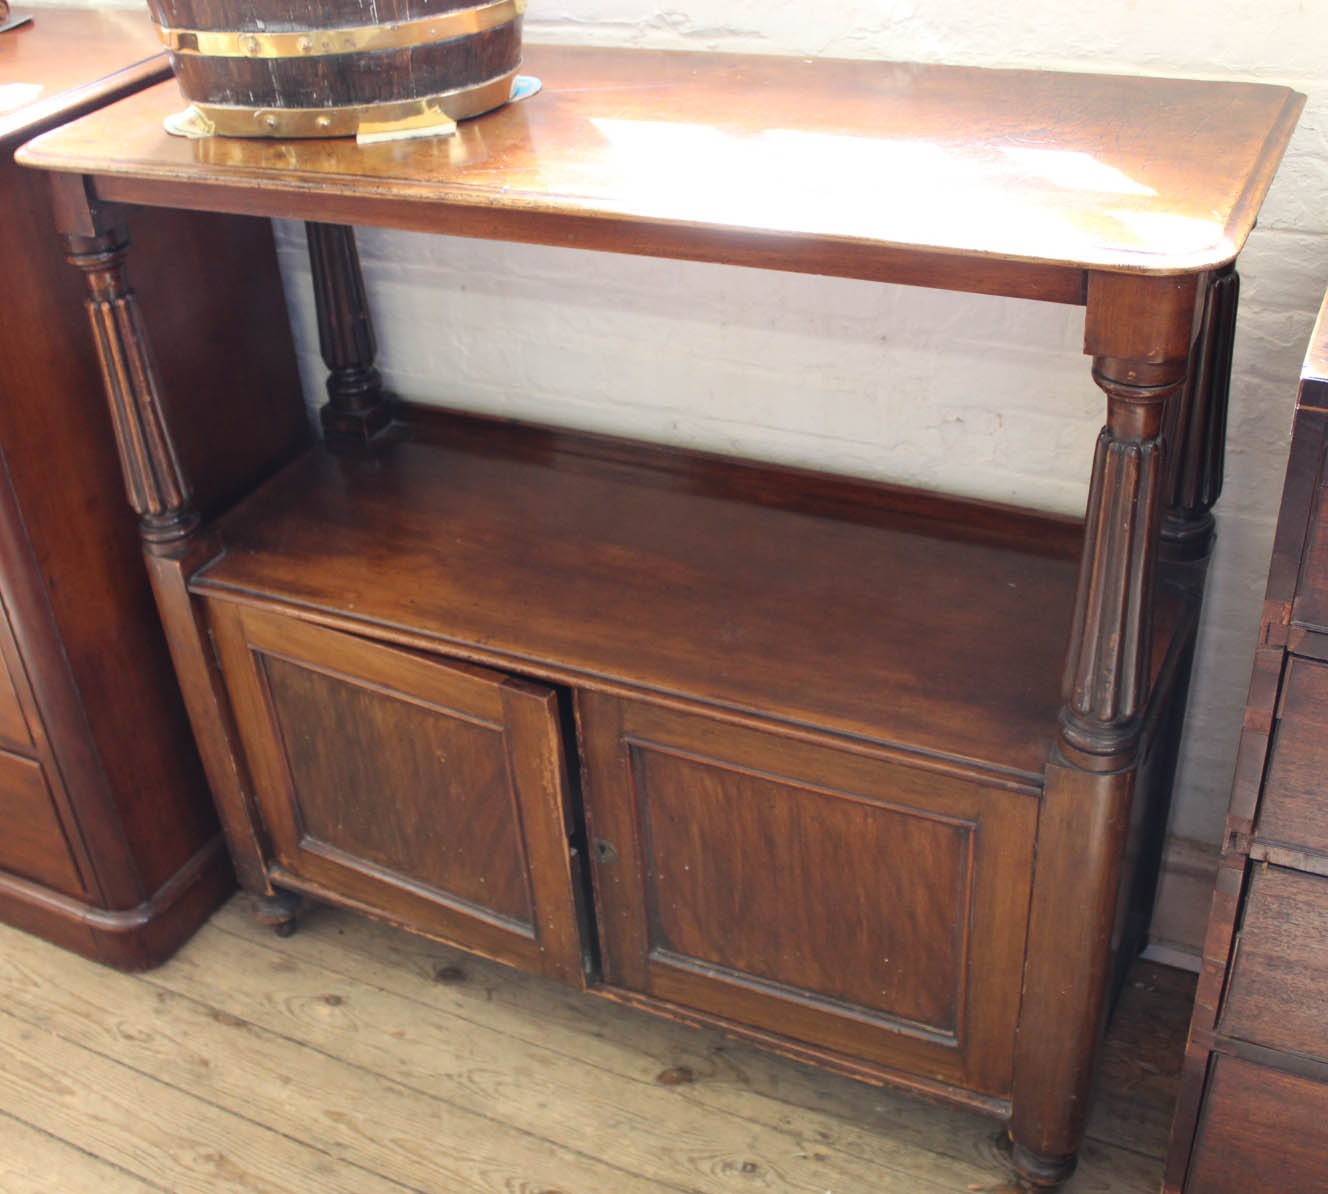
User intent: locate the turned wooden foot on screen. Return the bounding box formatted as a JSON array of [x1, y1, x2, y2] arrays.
[[1011, 1140, 1078, 1188], [253, 890, 302, 937]]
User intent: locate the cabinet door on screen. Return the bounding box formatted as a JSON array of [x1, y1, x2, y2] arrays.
[[577, 693, 1038, 1097], [210, 602, 586, 985]]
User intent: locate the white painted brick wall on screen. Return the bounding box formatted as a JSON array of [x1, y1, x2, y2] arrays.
[[35, 2, 1328, 858]]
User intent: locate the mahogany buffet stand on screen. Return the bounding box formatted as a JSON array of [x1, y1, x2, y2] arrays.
[[18, 47, 1302, 1185]]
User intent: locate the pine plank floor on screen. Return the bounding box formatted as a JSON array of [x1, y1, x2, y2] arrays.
[[0, 896, 1194, 1194]]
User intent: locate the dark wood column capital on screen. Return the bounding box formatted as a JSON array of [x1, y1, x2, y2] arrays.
[[63, 227, 199, 549]]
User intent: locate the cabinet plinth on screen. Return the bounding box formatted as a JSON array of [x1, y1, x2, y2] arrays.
[[19, 43, 1302, 1184]]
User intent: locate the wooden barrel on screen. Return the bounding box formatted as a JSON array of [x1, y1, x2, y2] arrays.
[[148, 0, 524, 138]]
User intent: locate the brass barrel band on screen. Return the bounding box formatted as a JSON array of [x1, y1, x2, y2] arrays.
[[177, 68, 520, 138], [158, 0, 525, 59]]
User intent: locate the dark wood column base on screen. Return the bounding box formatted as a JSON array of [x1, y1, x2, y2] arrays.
[[253, 889, 302, 937], [1011, 1140, 1078, 1188], [320, 397, 395, 443], [307, 222, 394, 444]]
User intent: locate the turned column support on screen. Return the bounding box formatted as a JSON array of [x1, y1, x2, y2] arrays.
[[1056, 272, 1203, 769], [1010, 272, 1200, 1188], [1058, 356, 1186, 765], [306, 221, 393, 442], [57, 188, 274, 894], [64, 228, 199, 549], [1162, 265, 1240, 566]]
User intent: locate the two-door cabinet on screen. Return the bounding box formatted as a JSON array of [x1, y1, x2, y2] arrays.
[[0, 9, 308, 967], [17, 45, 1302, 1182]]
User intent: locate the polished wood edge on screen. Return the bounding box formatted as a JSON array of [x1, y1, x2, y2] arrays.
[[1302, 293, 1328, 385], [264, 866, 572, 981], [0, 54, 171, 148], [1205, 1034, 1328, 1089], [1225, 88, 1307, 271], [191, 585, 1053, 793], [590, 982, 1013, 1120], [1248, 839, 1328, 878], [650, 945, 961, 1048], [1288, 628, 1328, 659], [400, 402, 1086, 558], [37, 170, 1089, 302], [0, 834, 232, 969]]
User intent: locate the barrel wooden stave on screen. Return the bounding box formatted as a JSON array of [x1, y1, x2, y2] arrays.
[[148, 0, 523, 134], [168, 22, 521, 109]]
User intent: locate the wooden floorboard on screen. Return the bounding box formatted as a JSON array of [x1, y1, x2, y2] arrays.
[[0, 895, 1193, 1193]]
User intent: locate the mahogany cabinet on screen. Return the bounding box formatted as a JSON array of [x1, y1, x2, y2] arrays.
[[1164, 290, 1328, 1193], [0, 9, 309, 967], [206, 602, 588, 984], [17, 46, 1302, 1184]]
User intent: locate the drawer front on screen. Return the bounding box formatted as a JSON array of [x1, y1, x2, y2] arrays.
[[1185, 1054, 1328, 1193], [1220, 863, 1328, 1058], [577, 691, 1038, 1097], [209, 601, 587, 986], [1256, 656, 1328, 855], [0, 748, 85, 897]]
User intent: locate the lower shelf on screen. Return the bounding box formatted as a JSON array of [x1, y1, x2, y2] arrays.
[[194, 406, 1088, 781]]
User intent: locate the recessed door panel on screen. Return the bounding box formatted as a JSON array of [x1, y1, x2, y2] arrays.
[[210, 601, 585, 985], [578, 692, 1037, 1095]]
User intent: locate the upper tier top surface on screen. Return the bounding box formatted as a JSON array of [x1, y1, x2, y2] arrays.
[[0, 8, 165, 145], [18, 44, 1303, 279]]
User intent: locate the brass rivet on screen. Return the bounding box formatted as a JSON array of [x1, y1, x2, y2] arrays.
[[241, 34, 261, 55], [315, 115, 332, 128], [297, 35, 313, 53]]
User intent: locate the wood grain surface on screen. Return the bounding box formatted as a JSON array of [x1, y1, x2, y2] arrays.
[[0, 8, 163, 144], [16, 45, 1304, 284], [0, 897, 1188, 1194], [193, 420, 1083, 779]]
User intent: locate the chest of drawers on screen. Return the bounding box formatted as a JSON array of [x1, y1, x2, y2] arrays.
[[1165, 289, 1328, 1194]]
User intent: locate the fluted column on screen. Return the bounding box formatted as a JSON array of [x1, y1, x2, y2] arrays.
[[66, 229, 199, 547], [306, 221, 392, 441], [63, 222, 271, 893], [1059, 358, 1186, 764], [1011, 272, 1199, 1189], [1162, 266, 1239, 565]]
